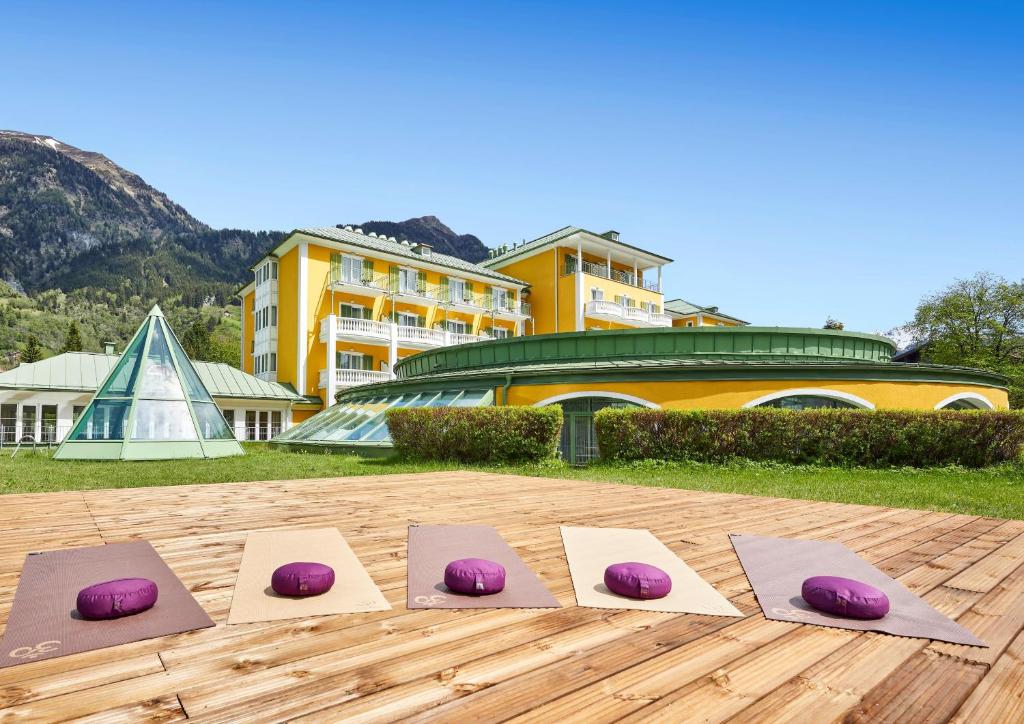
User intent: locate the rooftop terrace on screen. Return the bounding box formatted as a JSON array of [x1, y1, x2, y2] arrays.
[[0, 472, 1021, 720]]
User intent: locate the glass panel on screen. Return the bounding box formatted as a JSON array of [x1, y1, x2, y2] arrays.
[[1, 404, 15, 442], [193, 402, 234, 440], [21, 405, 36, 441], [271, 411, 282, 438], [755, 395, 857, 410], [138, 323, 185, 400], [131, 400, 198, 440], [246, 411, 257, 440], [259, 411, 269, 441], [41, 405, 58, 443], [70, 400, 131, 440], [164, 321, 214, 402], [98, 325, 147, 397]]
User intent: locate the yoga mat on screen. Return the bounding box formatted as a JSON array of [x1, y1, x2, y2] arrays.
[[730, 533, 985, 646], [0, 541, 214, 668], [407, 525, 560, 609], [561, 526, 743, 616], [228, 528, 390, 624]]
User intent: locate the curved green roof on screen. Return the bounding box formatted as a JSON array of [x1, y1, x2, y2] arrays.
[[395, 326, 899, 380]]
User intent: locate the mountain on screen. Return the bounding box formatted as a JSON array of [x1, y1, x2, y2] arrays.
[[0, 130, 282, 300], [343, 216, 489, 263]]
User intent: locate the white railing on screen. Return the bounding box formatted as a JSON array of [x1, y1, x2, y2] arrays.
[[319, 369, 393, 389], [449, 332, 490, 345], [397, 326, 446, 346], [584, 301, 672, 328], [331, 272, 389, 293], [565, 256, 661, 293], [338, 317, 391, 339]]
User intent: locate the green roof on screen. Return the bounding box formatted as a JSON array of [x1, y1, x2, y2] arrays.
[[482, 225, 674, 267], [664, 298, 749, 325], [259, 228, 526, 285], [0, 352, 305, 402]]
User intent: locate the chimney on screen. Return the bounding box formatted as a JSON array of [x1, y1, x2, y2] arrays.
[[103, 341, 116, 355]]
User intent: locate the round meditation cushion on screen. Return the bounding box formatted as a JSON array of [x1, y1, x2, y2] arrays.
[[604, 562, 673, 600], [76, 578, 158, 620], [271, 562, 336, 597], [444, 558, 506, 595], [801, 576, 890, 620]]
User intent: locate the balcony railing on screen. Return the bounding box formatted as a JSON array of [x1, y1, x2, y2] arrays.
[[564, 256, 661, 293], [397, 325, 447, 346], [330, 272, 391, 294], [584, 300, 672, 327], [320, 317, 392, 342], [318, 368, 393, 389]]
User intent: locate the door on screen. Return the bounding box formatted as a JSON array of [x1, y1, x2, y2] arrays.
[[551, 397, 642, 465], [1, 404, 15, 443]]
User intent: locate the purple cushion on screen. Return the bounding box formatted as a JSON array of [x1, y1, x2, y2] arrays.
[[271, 562, 335, 597], [604, 562, 672, 600], [76, 578, 158, 620], [444, 558, 506, 595], [801, 576, 890, 620]]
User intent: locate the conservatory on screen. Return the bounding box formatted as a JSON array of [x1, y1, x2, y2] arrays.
[[53, 306, 243, 460]]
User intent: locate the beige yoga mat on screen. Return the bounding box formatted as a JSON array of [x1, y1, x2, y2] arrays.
[[561, 526, 743, 616], [227, 528, 390, 624], [0, 541, 214, 668]]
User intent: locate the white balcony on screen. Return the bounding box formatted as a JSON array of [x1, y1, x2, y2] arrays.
[[319, 368, 393, 389], [449, 332, 490, 345], [396, 325, 446, 349], [330, 273, 389, 298], [584, 300, 672, 328], [489, 301, 532, 319], [319, 317, 391, 345]]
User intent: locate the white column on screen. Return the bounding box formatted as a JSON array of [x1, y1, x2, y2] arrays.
[[657, 265, 663, 293], [56, 402, 73, 442], [14, 403, 22, 442], [576, 238, 585, 331], [633, 259, 638, 286], [239, 297, 246, 371], [296, 242, 308, 394], [606, 250, 612, 277], [234, 411, 244, 441], [326, 314, 338, 406], [388, 321, 399, 379]]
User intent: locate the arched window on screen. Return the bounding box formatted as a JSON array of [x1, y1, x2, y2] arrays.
[[742, 389, 874, 410], [935, 393, 995, 410], [536, 393, 655, 465]]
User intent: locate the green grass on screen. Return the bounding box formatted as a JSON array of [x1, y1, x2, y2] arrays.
[[1, 444, 1022, 520]]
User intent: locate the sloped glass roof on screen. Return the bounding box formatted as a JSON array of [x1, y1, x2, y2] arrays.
[[53, 306, 243, 460], [273, 389, 493, 448]]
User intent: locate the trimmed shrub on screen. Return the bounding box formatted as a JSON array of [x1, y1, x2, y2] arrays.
[[386, 406, 562, 463], [595, 408, 1024, 468]]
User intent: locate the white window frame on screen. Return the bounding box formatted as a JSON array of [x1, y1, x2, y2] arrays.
[[591, 287, 604, 301], [340, 254, 363, 284], [398, 267, 418, 294], [396, 311, 419, 327], [448, 277, 467, 303]]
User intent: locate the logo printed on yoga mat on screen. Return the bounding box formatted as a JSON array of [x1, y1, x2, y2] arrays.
[[8, 640, 60, 659], [413, 594, 448, 606], [771, 607, 812, 619]]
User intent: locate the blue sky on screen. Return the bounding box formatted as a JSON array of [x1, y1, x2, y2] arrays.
[[2, 1, 1020, 332]]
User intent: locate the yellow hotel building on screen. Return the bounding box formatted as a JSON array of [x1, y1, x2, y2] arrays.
[[245, 224, 1008, 450]]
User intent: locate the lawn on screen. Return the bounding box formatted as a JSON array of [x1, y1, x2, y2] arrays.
[[1, 444, 1022, 519]]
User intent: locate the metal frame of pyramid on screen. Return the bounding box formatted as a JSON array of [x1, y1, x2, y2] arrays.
[[54, 305, 244, 460]]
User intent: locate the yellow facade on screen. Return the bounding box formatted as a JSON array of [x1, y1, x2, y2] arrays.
[[505, 378, 1010, 411], [246, 229, 527, 408]]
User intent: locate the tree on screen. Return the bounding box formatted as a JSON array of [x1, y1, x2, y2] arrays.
[[823, 318, 845, 330], [62, 321, 83, 352], [904, 272, 1024, 407], [180, 317, 213, 361], [22, 335, 43, 363]]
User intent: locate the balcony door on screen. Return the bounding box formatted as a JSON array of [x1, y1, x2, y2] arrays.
[[336, 352, 373, 371]]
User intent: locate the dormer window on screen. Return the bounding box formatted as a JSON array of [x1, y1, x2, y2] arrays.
[[411, 243, 432, 258]]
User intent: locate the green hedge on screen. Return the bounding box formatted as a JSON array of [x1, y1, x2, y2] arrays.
[[386, 406, 563, 463], [595, 408, 1024, 468]]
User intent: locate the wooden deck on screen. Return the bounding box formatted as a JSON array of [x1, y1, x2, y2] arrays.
[[1, 471, 1023, 722]]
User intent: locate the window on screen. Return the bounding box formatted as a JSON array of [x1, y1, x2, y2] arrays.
[[398, 267, 418, 293], [754, 395, 858, 411], [492, 287, 508, 310], [397, 312, 420, 327], [270, 261, 278, 279], [337, 352, 367, 370], [339, 303, 365, 319], [1, 404, 15, 442], [591, 288, 604, 301], [270, 353, 277, 372], [246, 411, 257, 441], [491, 327, 510, 339], [21, 405, 36, 441], [259, 411, 269, 441], [340, 255, 363, 284], [41, 405, 57, 443], [223, 409, 235, 434], [271, 411, 282, 438], [448, 278, 466, 303], [270, 306, 277, 326], [686, 321, 694, 327], [73, 405, 85, 421], [446, 320, 468, 334]]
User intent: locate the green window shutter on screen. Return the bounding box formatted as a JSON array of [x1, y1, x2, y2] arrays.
[[362, 355, 374, 371], [417, 270, 427, 293], [484, 287, 493, 309], [340, 304, 351, 318], [418, 315, 426, 328], [330, 253, 342, 282], [614, 295, 624, 305], [389, 266, 399, 292], [440, 276, 449, 300], [362, 259, 373, 283], [464, 281, 473, 302], [363, 307, 373, 320]]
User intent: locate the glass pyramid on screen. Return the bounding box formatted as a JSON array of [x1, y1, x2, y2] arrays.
[[54, 306, 244, 460]]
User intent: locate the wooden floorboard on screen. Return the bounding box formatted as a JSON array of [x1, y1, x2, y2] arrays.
[[0, 472, 1021, 722]]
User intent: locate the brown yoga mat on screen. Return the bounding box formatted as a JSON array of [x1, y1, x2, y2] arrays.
[[227, 528, 391, 624], [407, 525, 560, 609], [730, 533, 986, 646], [0, 541, 214, 668]]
